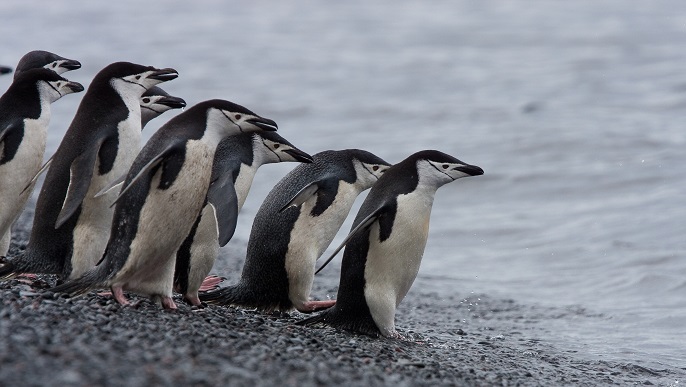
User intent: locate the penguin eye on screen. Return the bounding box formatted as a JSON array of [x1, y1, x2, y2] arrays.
[[235, 114, 242, 120], [51, 63, 57, 68], [135, 75, 141, 80], [273, 144, 280, 149], [142, 98, 151, 103], [442, 164, 449, 169], [372, 165, 379, 171]]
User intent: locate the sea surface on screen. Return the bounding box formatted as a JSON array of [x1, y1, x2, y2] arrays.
[[1, 0, 684, 372]]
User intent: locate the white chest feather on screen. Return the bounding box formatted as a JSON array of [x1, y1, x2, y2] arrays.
[[0, 114, 50, 242], [284, 181, 362, 306], [112, 140, 215, 297], [363, 189, 436, 335], [234, 163, 258, 211], [70, 104, 143, 278]]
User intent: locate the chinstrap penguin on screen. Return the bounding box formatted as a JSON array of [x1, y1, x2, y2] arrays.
[[174, 131, 313, 306], [298, 150, 483, 338], [139, 86, 186, 128], [0, 62, 178, 281], [200, 149, 390, 313], [0, 69, 84, 258], [14, 50, 81, 79], [50, 99, 278, 310], [19, 86, 186, 198]]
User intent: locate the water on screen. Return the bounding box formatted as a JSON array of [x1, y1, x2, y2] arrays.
[[2, 0, 684, 371]]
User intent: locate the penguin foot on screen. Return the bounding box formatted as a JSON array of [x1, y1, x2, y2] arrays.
[[183, 293, 202, 307], [111, 286, 130, 306], [296, 300, 336, 313], [198, 275, 225, 292], [160, 296, 177, 310]]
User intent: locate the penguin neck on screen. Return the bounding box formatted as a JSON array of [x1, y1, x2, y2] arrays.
[[110, 79, 143, 130], [233, 163, 257, 211]]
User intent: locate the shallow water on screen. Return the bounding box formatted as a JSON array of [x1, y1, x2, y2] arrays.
[[1, 0, 684, 371]]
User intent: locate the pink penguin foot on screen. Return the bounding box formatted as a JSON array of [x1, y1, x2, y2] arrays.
[[160, 296, 177, 310], [296, 299, 336, 313], [198, 275, 224, 292], [184, 293, 202, 307], [111, 286, 130, 306]]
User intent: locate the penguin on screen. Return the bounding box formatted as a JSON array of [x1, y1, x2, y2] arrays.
[[0, 62, 178, 281], [200, 149, 391, 313], [13, 50, 81, 79], [19, 86, 186, 199], [50, 99, 278, 309], [0, 69, 84, 257], [297, 150, 484, 338], [0, 66, 11, 75], [174, 131, 313, 306], [139, 86, 186, 128]]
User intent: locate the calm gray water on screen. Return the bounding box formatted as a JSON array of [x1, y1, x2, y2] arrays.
[[2, 0, 684, 371]]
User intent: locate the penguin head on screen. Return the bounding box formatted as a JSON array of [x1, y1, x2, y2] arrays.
[[254, 131, 313, 164], [14, 50, 81, 79], [348, 149, 391, 188], [140, 86, 186, 128], [200, 99, 278, 140], [413, 150, 484, 188], [101, 62, 178, 97], [15, 68, 84, 103]]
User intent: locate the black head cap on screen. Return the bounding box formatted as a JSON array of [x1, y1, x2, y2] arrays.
[[14, 50, 81, 79]]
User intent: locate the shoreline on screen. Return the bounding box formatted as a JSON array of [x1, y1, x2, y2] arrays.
[[1, 211, 683, 386]]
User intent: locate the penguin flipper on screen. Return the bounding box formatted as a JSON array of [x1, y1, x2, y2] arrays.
[[55, 147, 102, 229], [110, 142, 181, 208], [206, 172, 239, 247], [278, 181, 320, 213], [0, 122, 22, 164], [94, 173, 125, 198], [279, 175, 340, 213], [19, 156, 53, 196], [315, 205, 388, 275]]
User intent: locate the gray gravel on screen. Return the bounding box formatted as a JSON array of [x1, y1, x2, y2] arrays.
[[1, 212, 683, 386]]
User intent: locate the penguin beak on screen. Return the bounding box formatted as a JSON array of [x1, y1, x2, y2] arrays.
[[453, 164, 484, 176], [284, 148, 314, 163], [67, 81, 85, 93], [149, 68, 179, 82], [246, 117, 278, 132], [60, 59, 82, 71], [157, 95, 186, 109], [0, 66, 11, 75]]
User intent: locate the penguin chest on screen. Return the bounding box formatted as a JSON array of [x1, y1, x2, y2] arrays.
[[290, 181, 359, 259], [284, 181, 360, 300], [364, 191, 434, 308], [114, 141, 214, 295], [71, 118, 142, 270], [233, 163, 257, 211], [0, 117, 48, 231]]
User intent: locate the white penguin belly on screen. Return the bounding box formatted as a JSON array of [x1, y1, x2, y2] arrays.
[[364, 191, 434, 336], [70, 117, 141, 278], [0, 117, 48, 255], [112, 141, 213, 298], [186, 203, 220, 295], [285, 181, 360, 308]]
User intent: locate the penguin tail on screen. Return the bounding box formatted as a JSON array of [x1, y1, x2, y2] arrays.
[[295, 310, 330, 327], [0, 251, 65, 279], [296, 308, 381, 338], [0, 260, 19, 280], [198, 285, 241, 304], [199, 283, 292, 313], [48, 271, 100, 298]]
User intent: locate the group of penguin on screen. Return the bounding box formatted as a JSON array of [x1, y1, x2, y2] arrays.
[[0, 50, 483, 338]]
